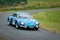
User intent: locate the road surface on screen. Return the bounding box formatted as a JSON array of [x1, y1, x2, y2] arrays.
[[0, 8, 60, 40]]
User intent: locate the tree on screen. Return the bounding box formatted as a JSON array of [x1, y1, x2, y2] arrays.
[[0, 0, 27, 6]]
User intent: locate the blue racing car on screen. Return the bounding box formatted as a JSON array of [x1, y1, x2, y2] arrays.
[[8, 12, 40, 30]]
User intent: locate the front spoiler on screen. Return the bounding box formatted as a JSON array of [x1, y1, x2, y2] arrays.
[[19, 25, 39, 29]]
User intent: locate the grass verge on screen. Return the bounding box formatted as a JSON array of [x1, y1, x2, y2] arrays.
[[0, 37, 4, 40], [32, 10, 60, 34], [0, 2, 60, 11]]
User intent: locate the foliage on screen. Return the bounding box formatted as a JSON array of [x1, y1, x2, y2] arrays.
[[0, 0, 27, 6], [0, 0, 60, 11]]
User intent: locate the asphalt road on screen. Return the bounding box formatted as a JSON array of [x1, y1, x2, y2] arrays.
[[0, 8, 60, 40]]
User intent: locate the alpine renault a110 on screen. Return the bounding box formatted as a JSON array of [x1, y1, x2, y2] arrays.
[[8, 12, 40, 30]]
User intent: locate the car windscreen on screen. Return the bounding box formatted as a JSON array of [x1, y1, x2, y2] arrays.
[[17, 14, 33, 19]]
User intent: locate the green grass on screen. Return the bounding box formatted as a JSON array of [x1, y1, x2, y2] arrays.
[[27, 0, 60, 9], [0, 37, 4, 40], [0, 0, 60, 11], [28, 0, 60, 2], [32, 10, 60, 33]]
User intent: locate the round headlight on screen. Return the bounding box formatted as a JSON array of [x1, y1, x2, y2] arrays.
[[21, 21, 24, 25], [36, 22, 39, 24]]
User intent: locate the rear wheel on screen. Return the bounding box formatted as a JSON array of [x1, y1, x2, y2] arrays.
[[8, 18, 11, 25], [8, 21, 10, 25]]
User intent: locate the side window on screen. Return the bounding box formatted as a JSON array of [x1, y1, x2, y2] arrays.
[[12, 13, 17, 17]]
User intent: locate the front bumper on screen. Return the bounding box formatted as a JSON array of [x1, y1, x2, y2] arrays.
[[20, 25, 39, 29]]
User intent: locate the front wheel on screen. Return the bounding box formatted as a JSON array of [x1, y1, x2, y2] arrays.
[[15, 21, 19, 29], [34, 27, 39, 30]]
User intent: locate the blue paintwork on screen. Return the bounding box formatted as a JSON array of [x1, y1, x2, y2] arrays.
[[8, 13, 39, 28], [17, 18, 39, 27]]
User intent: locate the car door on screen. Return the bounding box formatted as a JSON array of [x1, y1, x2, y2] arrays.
[[12, 13, 17, 25]]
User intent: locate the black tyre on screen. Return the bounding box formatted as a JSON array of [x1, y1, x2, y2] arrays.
[[34, 27, 39, 30], [15, 21, 19, 29], [8, 18, 11, 25]]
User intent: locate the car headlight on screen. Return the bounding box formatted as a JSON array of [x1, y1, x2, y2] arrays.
[[36, 22, 39, 25], [21, 21, 24, 25]]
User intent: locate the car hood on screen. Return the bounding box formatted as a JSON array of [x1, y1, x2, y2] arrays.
[[17, 18, 39, 26], [17, 18, 38, 23], [18, 19, 38, 27]]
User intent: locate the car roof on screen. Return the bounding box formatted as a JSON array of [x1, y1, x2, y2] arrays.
[[13, 12, 31, 17], [14, 12, 30, 15]]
